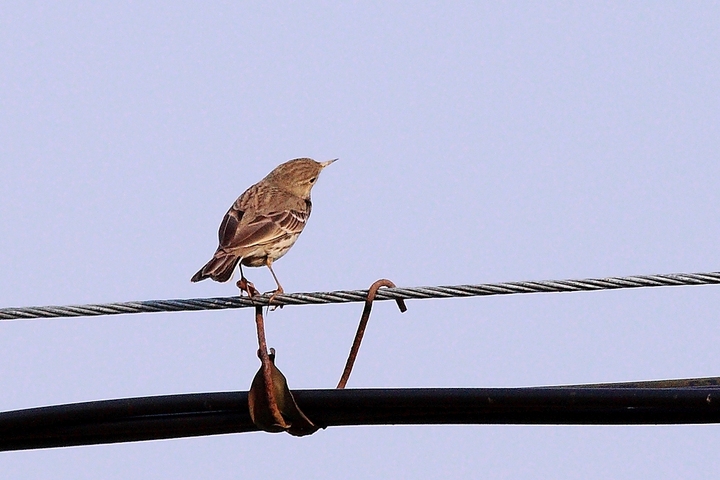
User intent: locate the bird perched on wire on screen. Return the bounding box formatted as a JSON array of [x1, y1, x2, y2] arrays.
[[191, 158, 337, 299]]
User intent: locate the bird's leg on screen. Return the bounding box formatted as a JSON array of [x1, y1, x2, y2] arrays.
[[266, 260, 284, 308], [236, 263, 259, 297]]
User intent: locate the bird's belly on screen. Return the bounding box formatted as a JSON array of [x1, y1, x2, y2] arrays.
[[240, 256, 267, 267], [240, 234, 300, 266], [264, 234, 300, 261]]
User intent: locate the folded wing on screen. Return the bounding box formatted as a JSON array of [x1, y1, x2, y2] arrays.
[[223, 208, 311, 251]]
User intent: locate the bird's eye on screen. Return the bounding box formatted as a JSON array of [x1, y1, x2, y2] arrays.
[[309, 177, 317, 184]]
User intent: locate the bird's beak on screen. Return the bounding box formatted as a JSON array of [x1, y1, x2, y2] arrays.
[[320, 158, 338, 168]]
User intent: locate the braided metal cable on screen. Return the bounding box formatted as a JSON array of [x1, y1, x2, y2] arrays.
[[1, 271, 719, 321]]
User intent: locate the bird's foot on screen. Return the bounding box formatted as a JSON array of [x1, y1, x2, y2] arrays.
[[237, 277, 260, 297], [267, 287, 285, 311]]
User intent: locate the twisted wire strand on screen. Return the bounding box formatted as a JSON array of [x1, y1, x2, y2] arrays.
[[1, 271, 719, 321]]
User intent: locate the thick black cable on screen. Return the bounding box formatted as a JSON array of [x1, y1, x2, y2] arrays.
[[1, 378, 719, 451], [2, 271, 720, 320]]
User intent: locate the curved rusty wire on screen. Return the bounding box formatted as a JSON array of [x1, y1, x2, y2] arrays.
[[337, 279, 407, 389]]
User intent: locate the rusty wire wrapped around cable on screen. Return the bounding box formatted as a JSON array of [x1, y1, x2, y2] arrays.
[[2, 271, 720, 321]]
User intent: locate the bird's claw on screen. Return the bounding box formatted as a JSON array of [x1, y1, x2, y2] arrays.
[[267, 287, 284, 311], [237, 277, 260, 297]]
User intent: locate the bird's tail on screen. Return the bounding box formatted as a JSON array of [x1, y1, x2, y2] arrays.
[[191, 253, 240, 283]]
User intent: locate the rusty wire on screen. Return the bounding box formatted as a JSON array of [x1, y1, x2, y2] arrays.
[[251, 307, 288, 430], [337, 279, 407, 389]]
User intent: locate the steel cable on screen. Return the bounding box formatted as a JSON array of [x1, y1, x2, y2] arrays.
[[2, 271, 719, 321]]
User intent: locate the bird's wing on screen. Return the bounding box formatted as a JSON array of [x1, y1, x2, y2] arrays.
[[219, 207, 311, 251], [218, 203, 245, 247]]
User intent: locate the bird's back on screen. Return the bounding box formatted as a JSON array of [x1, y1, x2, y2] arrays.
[[217, 183, 311, 264]]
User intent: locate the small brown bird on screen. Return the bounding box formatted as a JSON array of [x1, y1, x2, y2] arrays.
[[191, 157, 336, 297]]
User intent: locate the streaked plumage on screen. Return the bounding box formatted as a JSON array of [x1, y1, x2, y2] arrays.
[[191, 158, 336, 295]]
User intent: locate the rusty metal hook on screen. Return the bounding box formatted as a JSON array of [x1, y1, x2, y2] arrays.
[[248, 306, 320, 436], [250, 306, 289, 430], [337, 279, 407, 389]]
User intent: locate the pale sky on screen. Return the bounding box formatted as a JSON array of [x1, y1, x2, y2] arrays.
[[1, 2, 720, 478]]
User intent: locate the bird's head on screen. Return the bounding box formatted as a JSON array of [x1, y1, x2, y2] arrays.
[[264, 158, 337, 199]]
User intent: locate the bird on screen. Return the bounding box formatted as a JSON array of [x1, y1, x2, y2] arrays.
[[191, 157, 336, 299]]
